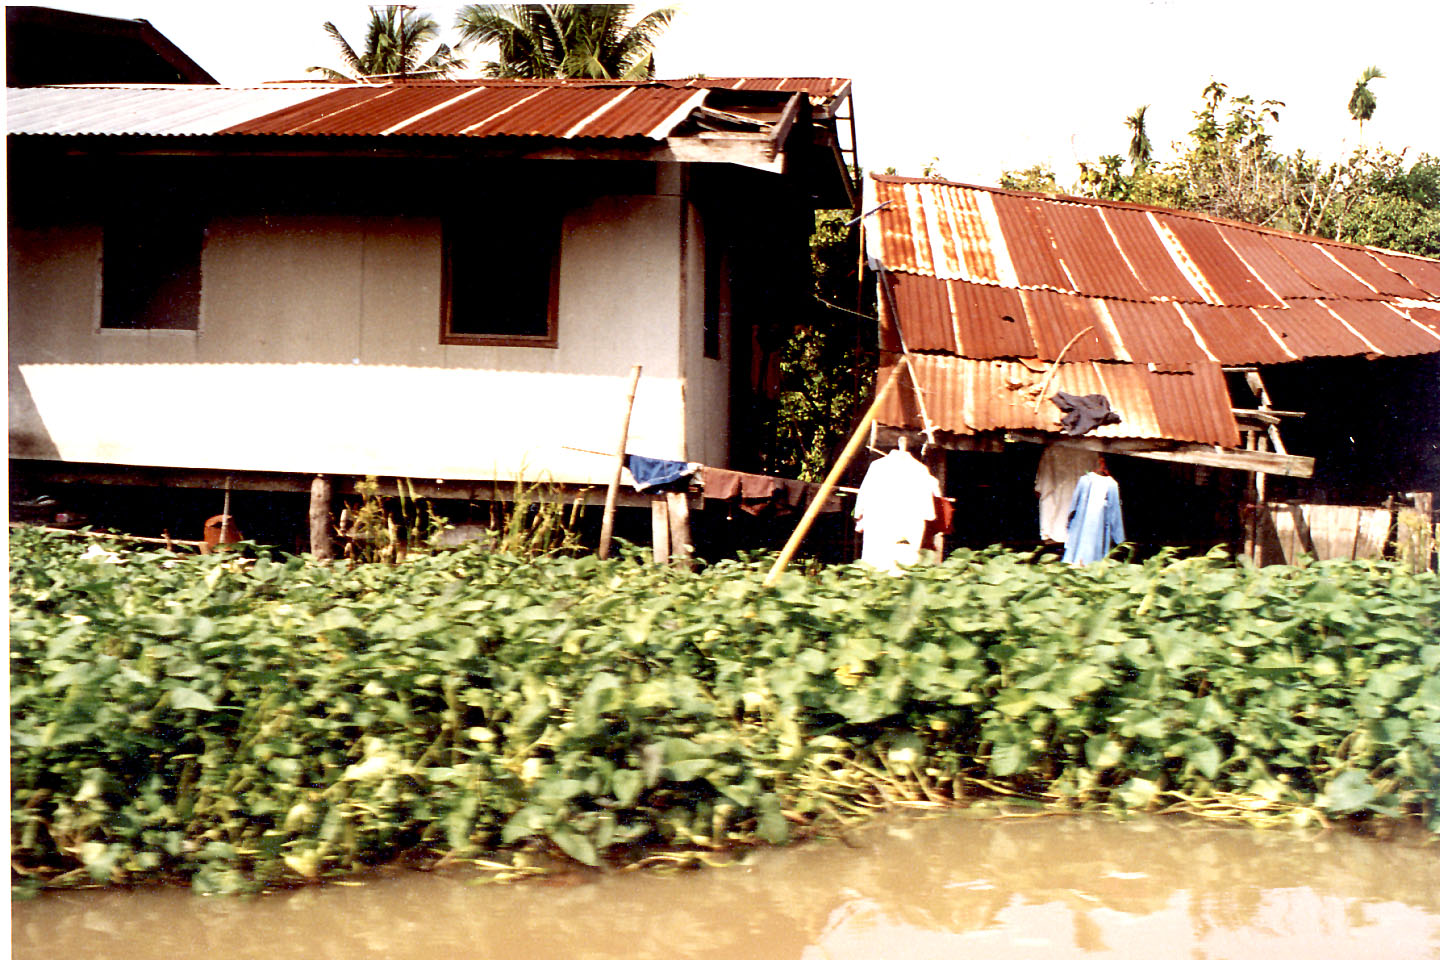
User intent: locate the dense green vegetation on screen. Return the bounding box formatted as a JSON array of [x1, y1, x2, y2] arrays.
[[1001, 81, 1440, 257], [10, 527, 1439, 894]]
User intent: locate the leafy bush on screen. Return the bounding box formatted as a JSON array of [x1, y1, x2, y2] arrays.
[[10, 527, 1439, 893]]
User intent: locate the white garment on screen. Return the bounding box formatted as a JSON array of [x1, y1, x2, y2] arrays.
[[854, 449, 940, 572], [1035, 445, 1098, 542]]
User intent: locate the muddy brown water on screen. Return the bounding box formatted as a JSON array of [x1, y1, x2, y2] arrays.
[[13, 814, 1440, 959]]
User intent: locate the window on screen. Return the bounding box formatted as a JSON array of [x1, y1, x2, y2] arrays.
[[441, 212, 561, 347], [101, 214, 203, 330]]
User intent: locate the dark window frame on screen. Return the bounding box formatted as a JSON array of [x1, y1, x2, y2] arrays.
[[100, 213, 203, 331], [440, 214, 562, 349]]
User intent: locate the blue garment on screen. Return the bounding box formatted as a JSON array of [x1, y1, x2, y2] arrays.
[[1061, 472, 1124, 565], [625, 454, 698, 492]]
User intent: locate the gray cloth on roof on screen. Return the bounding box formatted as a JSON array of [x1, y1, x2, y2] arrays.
[[1051, 391, 1123, 436]]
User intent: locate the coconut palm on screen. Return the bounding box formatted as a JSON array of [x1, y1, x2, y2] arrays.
[[1126, 104, 1152, 171], [454, 4, 676, 80], [1348, 65, 1385, 129], [309, 6, 464, 82]]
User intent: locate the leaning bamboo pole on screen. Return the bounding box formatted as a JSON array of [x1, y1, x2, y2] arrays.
[[763, 363, 906, 587], [598, 364, 643, 560]]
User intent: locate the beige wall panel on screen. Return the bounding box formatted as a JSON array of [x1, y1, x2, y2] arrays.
[[199, 217, 364, 365], [8, 225, 102, 365], [359, 219, 444, 367], [97, 330, 199, 364], [9, 226, 102, 458]]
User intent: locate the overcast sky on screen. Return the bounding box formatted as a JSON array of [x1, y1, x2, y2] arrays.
[[28, 0, 1440, 186]]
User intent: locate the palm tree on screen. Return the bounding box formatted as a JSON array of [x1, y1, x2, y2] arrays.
[[1348, 65, 1385, 130], [309, 6, 464, 82], [454, 4, 676, 80], [1126, 105, 1152, 172]]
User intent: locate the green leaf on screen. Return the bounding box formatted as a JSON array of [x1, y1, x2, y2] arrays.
[[1322, 769, 1376, 814], [548, 828, 598, 866], [170, 687, 217, 711]]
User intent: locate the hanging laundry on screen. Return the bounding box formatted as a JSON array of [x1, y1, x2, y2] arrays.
[[1062, 460, 1125, 565], [625, 454, 699, 493], [1034, 445, 1098, 542], [1051, 391, 1122, 436], [853, 448, 941, 573], [700, 467, 812, 516]]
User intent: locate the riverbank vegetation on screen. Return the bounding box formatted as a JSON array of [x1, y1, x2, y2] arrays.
[[10, 526, 1439, 894]]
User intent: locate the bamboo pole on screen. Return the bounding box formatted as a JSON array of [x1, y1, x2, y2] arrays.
[[598, 364, 643, 560], [763, 363, 906, 587]]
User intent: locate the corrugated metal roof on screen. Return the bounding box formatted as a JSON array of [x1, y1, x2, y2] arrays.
[[7, 77, 846, 141], [868, 174, 1440, 448], [5, 85, 327, 135], [1324, 299, 1440, 356], [878, 356, 1239, 447]]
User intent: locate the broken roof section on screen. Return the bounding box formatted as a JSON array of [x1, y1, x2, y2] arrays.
[[867, 174, 1440, 450]]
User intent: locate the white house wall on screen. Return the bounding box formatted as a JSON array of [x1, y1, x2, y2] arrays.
[[9, 196, 694, 485], [681, 204, 731, 468]]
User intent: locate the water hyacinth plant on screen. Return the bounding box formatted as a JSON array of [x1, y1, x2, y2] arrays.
[[9, 526, 1439, 894]]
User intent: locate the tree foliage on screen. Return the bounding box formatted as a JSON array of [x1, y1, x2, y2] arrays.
[[455, 4, 676, 79], [1004, 80, 1440, 257], [308, 6, 463, 82]]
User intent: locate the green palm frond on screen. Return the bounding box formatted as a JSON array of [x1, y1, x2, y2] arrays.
[[1348, 65, 1385, 125]]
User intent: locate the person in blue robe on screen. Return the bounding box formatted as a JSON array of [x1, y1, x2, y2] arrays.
[[1062, 456, 1125, 565]]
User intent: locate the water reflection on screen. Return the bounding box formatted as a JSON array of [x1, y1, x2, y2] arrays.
[[14, 815, 1440, 959]]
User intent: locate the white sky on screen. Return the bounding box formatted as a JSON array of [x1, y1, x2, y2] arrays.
[[25, 0, 1440, 186]]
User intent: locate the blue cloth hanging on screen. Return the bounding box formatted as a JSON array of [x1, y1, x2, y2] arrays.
[[625, 454, 698, 492]]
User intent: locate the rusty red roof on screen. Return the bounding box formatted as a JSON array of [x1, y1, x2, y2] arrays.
[[8, 77, 849, 141], [868, 174, 1440, 448], [877, 356, 1241, 448]]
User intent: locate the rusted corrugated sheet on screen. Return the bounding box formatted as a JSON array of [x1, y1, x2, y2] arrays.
[[886, 274, 955, 352], [1375, 253, 1440, 297], [1102, 299, 1211, 364], [1264, 234, 1377, 299], [1220, 227, 1319, 298], [1323, 300, 1440, 356], [1409, 307, 1440, 336], [1019, 289, 1116, 361], [1324, 246, 1429, 299], [1099, 207, 1204, 301], [951, 281, 1033, 358], [991, 193, 1072, 291], [1177, 304, 1294, 364], [1037, 201, 1151, 300], [1141, 363, 1242, 448], [877, 356, 1239, 446], [224, 84, 704, 139], [867, 173, 1440, 450], [1267, 299, 1371, 358], [1155, 213, 1282, 307], [10, 78, 839, 142], [678, 77, 850, 98]]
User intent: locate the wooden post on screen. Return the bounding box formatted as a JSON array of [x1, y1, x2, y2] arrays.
[[1399, 492, 1434, 573], [666, 491, 692, 570], [310, 474, 334, 560], [764, 364, 905, 587], [599, 364, 643, 560], [220, 476, 233, 544], [651, 496, 671, 563]]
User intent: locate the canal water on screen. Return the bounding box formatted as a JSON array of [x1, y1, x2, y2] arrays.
[[13, 814, 1440, 959]]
